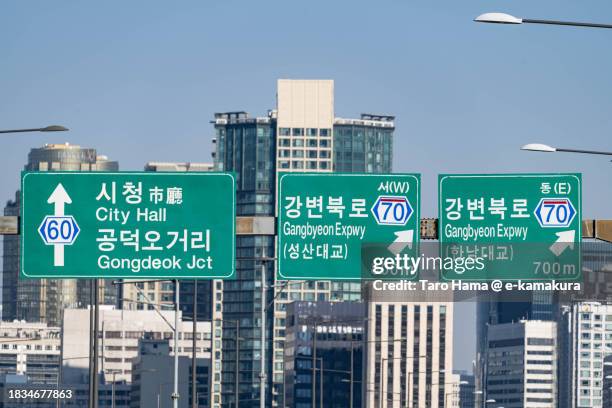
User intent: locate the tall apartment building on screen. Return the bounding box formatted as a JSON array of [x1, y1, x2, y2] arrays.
[[0, 322, 61, 385], [366, 302, 455, 408], [364, 283, 455, 408], [2, 143, 119, 326], [603, 355, 612, 407], [558, 302, 612, 408], [485, 320, 557, 408], [61, 307, 221, 407], [212, 79, 394, 407]]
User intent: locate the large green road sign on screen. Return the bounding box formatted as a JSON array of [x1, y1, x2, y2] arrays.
[[439, 173, 581, 281], [21, 172, 235, 279], [278, 173, 420, 280]]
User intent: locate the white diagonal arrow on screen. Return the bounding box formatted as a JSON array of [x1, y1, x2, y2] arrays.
[[549, 230, 575, 256], [47, 183, 72, 266], [387, 230, 414, 255]]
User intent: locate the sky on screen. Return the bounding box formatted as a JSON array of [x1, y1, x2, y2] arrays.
[[2, 0, 612, 372]]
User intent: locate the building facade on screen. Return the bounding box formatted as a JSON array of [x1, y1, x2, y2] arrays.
[[603, 354, 612, 408], [558, 302, 612, 408], [365, 281, 455, 408], [485, 320, 557, 408], [212, 79, 394, 407], [130, 337, 211, 408], [333, 114, 393, 174], [366, 302, 455, 408], [456, 372, 475, 408], [2, 143, 119, 326], [283, 301, 364, 408], [0, 322, 60, 385], [61, 307, 220, 407]]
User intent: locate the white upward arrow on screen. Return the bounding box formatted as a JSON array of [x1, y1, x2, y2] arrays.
[[47, 183, 72, 266], [48, 183, 71, 216], [387, 230, 414, 255], [549, 230, 575, 256]]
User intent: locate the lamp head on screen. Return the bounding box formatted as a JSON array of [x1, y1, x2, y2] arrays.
[[475, 12, 523, 25]]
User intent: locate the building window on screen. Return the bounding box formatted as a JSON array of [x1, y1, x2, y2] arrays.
[[292, 128, 303, 136], [279, 128, 290, 136], [320, 129, 330, 137], [307, 128, 317, 136]]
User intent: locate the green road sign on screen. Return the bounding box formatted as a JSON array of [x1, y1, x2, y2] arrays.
[[21, 172, 235, 279], [278, 173, 420, 280], [438, 174, 581, 281]]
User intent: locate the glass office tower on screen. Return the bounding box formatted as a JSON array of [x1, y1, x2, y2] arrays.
[[212, 80, 395, 408], [333, 114, 394, 174], [214, 111, 276, 408], [1, 144, 119, 326]]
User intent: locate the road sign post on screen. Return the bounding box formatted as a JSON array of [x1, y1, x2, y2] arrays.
[[277, 173, 420, 280], [21, 172, 236, 279], [438, 173, 581, 281]]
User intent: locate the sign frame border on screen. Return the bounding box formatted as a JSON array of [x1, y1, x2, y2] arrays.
[[20, 171, 236, 280], [277, 172, 421, 281], [438, 172, 582, 282]]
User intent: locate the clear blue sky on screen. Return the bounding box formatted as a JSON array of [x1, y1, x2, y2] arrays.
[[2, 1, 612, 371]]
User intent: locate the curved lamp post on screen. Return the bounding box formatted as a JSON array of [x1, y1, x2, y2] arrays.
[[475, 12, 612, 29], [521, 143, 612, 157], [0, 125, 69, 134]]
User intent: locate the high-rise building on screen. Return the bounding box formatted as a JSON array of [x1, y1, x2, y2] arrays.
[[2, 143, 119, 326], [603, 355, 612, 408], [485, 320, 557, 408], [333, 114, 393, 174], [212, 79, 394, 407], [455, 371, 475, 408], [364, 282, 455, 408], [1, 192, 20, 322], [558, 302, 612, 408], [283, 301, 364, 408], [477, 240, 612, 408], [365, 300, 455, 408], [475, 283, 561, 408]]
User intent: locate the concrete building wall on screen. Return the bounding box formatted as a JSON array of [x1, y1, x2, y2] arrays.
[[61, 307, 213, 389], [0, 322, 60, 385], [486, 320, 557, 408], [366, 301, 455, 408]]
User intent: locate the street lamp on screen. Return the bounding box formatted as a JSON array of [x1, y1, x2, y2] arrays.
[[475, 12, 612, 29], [0, 125, 69, 134], [521, 143, 612, 157]]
